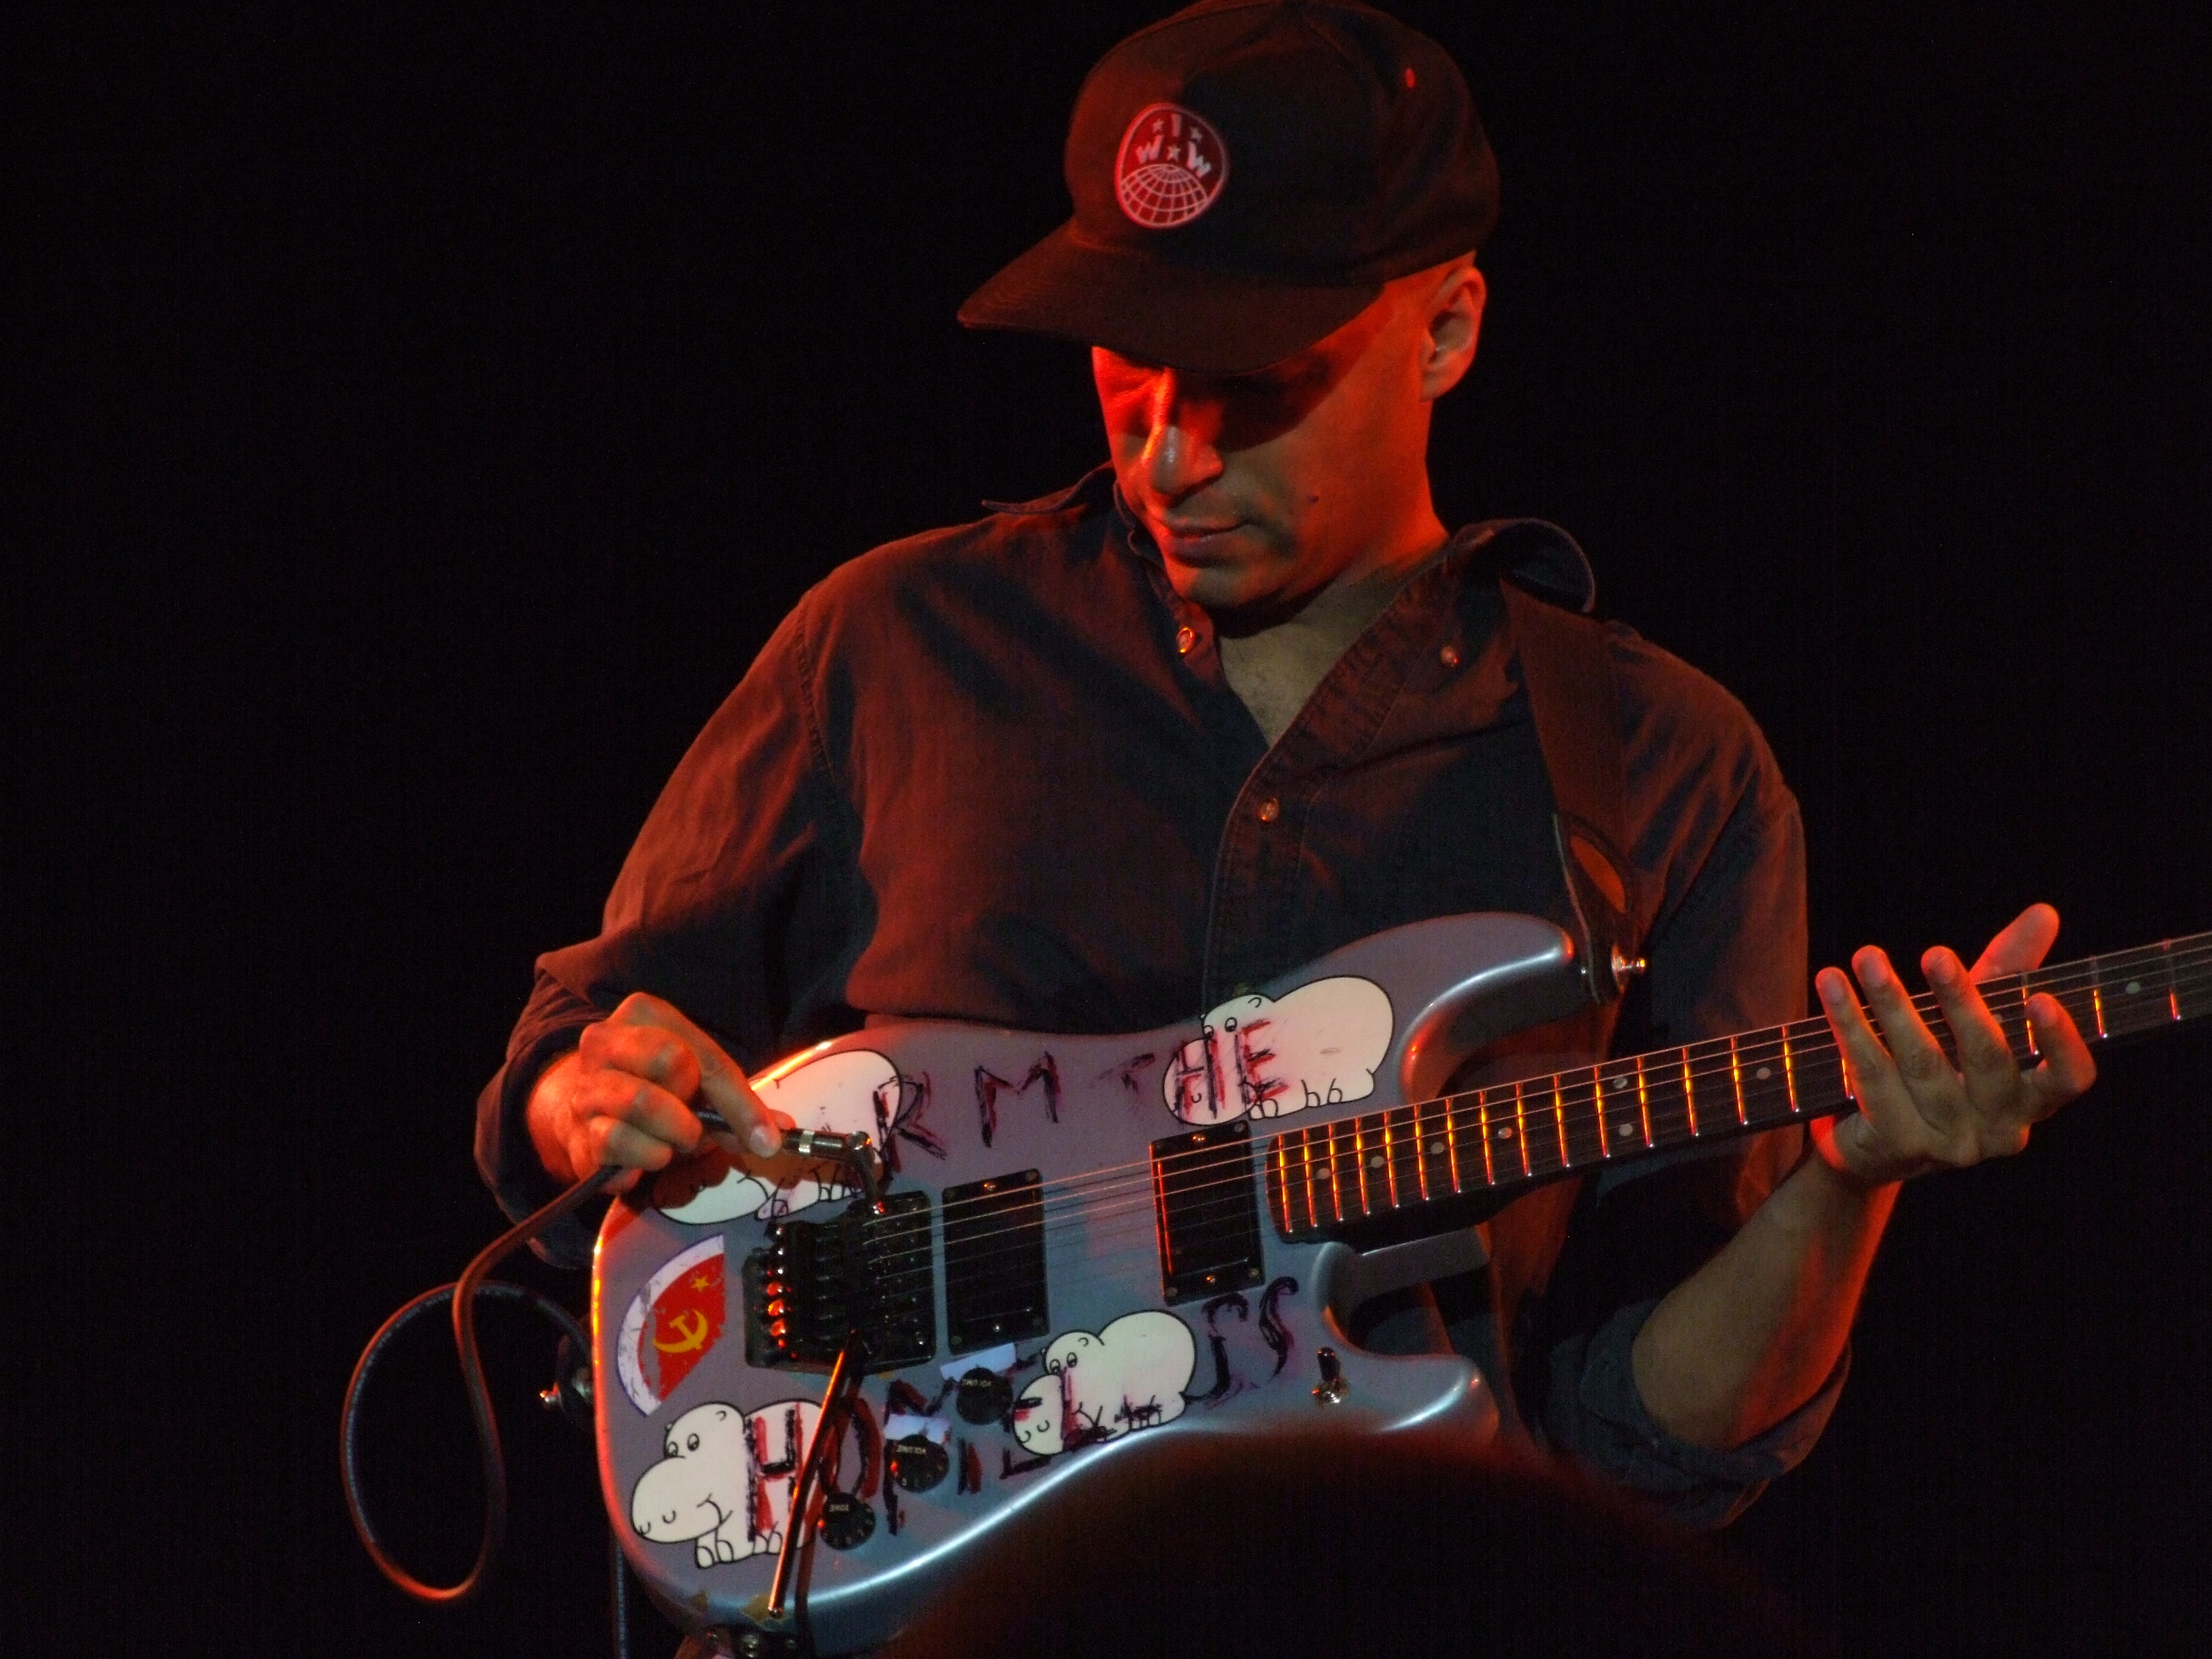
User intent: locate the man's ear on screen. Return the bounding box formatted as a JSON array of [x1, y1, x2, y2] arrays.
[[1419, 262, 1486, 402]]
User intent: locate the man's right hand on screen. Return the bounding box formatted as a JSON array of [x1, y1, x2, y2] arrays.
[[526, 993, 786, 1192]]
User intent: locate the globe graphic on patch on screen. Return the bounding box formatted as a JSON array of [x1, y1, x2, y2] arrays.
[[1119, 163, 1216, 228], [1114, 102, 1229, 230]]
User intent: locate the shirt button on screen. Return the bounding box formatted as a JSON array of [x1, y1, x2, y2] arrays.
[[1176, 625, 1197, 655], [1257, 797, 1281, 823], [1439, 642, 1462, 668]]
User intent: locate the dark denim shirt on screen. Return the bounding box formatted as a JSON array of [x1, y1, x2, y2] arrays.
[[478, 467, 1839, 1525]]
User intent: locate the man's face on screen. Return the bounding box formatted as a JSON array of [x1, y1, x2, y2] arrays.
[[1093, 267, 1479, 623]]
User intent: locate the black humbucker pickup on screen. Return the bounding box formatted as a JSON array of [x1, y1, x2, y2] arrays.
[[1151, 1121, 1265, 1304], [742, 1190, 935, 1372], [943, 1170, 1049, 1355]]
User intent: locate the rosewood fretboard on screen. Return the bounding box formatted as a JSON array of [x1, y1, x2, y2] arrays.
[[1266, 932, 2212, 1237]]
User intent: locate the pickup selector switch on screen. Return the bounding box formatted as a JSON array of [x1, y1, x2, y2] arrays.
[[885, 1435, 950, 1492], [955, 1367, 1013, 1425], [1313, 1346, 1348, 1405]]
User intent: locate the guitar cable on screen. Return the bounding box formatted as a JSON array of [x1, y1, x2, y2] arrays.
[[343, 1126, 883, 1657], [340, 1162, 623, 1614]]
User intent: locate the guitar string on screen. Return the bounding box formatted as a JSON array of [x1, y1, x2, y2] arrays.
[[862, 942, 2212, 1233], [805, 946, 2212, 1278], [902, 936, 2212, 1226], [823, 955, 2212, 1283], [827, 946, 2212, 1273]]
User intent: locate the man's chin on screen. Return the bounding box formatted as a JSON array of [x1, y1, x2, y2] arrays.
[[1161, 558, 1252, 613]]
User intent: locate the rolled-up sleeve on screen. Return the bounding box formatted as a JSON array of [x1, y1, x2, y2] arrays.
[[1520, 692, 1826, 1523], [1544, 1294, 1847, 1528]]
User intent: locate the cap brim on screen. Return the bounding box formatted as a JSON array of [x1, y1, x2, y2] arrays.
[[958, 223, 1381, 376]]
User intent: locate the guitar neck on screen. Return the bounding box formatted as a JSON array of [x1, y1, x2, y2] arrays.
[[1265, 931, 2212, 1237]]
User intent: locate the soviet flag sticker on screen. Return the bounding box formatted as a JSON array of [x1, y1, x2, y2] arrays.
[[617, 1235, 728, 1414], [1115, 103, 1229, 229]]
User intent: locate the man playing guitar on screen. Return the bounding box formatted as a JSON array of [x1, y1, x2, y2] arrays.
[[479, 0, 2095, 1606]]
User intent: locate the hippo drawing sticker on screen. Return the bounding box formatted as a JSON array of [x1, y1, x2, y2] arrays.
[[658, 1048, 898, 1225], [631, 1399, 822, 1568], [616, 1236, 727, 1415], [1010, 1311, 1197, 1457], [1165, 976, 1392, 1125]]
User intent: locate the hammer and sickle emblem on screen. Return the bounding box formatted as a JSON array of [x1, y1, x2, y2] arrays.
[[654, 1309, 711, 1354]]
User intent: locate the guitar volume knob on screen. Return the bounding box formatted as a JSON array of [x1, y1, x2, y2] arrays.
[[886, 1435, 949, 1492], [954, 1367, 1013, 1426]]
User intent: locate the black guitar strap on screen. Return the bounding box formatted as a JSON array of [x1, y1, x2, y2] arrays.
[[1497, 566, 1652, 1008]]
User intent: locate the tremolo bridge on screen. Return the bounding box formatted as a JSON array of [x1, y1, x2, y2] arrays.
[[742, 1192, 935, 1371]]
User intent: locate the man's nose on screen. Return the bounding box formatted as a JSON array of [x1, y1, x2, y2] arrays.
[[1138, 371, 1225, 502]]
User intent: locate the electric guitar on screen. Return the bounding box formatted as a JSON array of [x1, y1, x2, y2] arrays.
[[590, 911, 2209, 1652]]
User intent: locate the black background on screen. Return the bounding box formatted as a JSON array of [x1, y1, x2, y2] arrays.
[[16, 2, 2212, 1654]]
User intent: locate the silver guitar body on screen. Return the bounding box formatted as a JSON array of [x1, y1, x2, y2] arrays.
[[592, 912, 1591, 1652]]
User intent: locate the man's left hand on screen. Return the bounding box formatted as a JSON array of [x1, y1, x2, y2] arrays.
[[1812, 902, 2097, 1188]]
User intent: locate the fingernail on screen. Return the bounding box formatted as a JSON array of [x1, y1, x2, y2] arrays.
[[749, 1125, 781, 1157], [1818, 971, 1846, 1007], [1928, 950, 1958, 986], [1859, 953, 1890, 989]]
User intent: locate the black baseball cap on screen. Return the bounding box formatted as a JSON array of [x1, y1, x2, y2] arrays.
[[958, 0, 1499, 375]]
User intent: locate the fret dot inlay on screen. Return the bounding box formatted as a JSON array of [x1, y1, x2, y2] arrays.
[[1755, 1067, 1773, 1081], [2126, 980, 2142, 995], [1497, 1127, 1514, 1140]]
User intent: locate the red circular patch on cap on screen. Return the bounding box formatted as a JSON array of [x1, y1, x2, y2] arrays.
[[1114, 103, 1230, 230]]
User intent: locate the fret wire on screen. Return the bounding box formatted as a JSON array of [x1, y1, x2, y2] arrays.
[[1635, 1054, 1653, 1146], [1781, 1029, 1800, 1114], [1592, 1064, 1611, 1158], [1395, 1105, 1418, 1207], [1552, 1075, 1571, 1169], [1419, 1101, 1436, 1203], [1410, 1102, 1430, 1205], [1351, 1116, 1372, 1217], [1445, 1092, 1465, 1194], [1680, 1049, 1700, 1136], [1379, 1111, 1398, 1211], [1476, 1088, 1496, 1188], [1327, 1117, 1351, 1223], [1296, 1135, 1312, 1232], [1513, 1078, 1532, 1179], [1729, 1034, 1747, 1125], [2168, 940, 2182, 1022]]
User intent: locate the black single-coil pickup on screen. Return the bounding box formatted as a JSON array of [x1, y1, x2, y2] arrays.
[[743, 1190, 935, 1372], [1152, 1121, 1264, 1304], [943, 1170, 1049, 1355]]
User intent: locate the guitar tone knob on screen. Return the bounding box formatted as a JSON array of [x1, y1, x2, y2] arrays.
[[886, 1435, 950, 1492], [954, 1367, 1013, 1426], [816, 1491, 876, 1550]]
